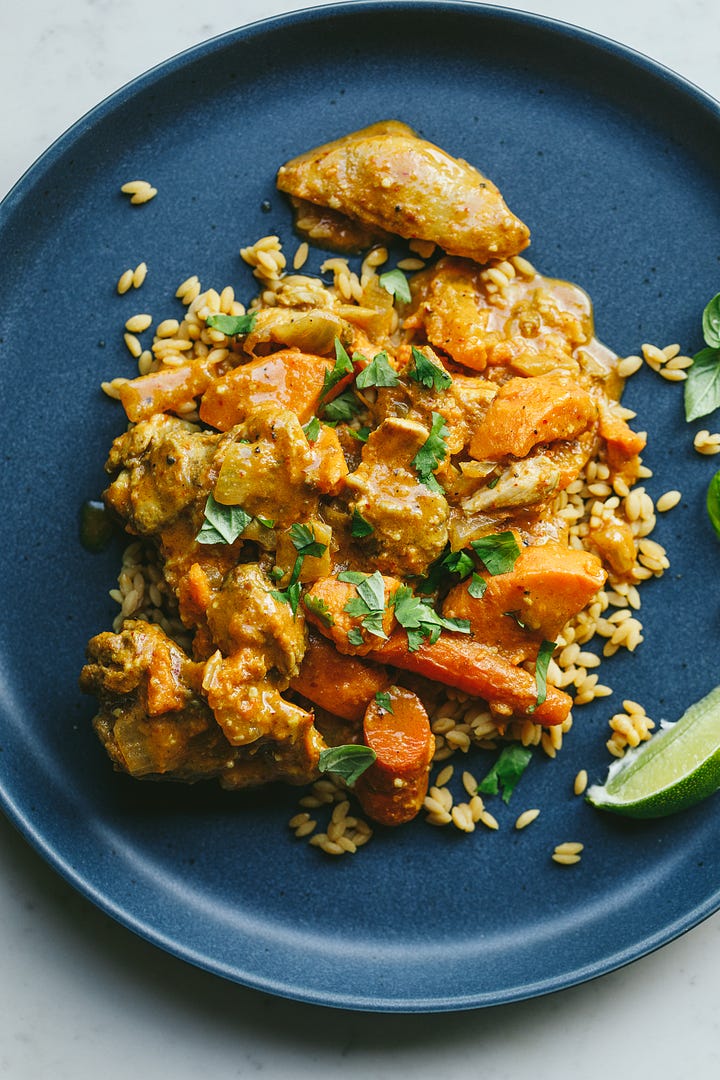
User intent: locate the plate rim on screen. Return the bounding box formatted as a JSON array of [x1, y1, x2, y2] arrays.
[[1, 0, 720, 1013]]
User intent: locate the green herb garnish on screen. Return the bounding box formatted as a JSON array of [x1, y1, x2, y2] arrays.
[[379, 268, 412, 304], [355, 350, 400, 389], [318, 744, 377, 786], [685, 294, 720, 421], [374, 691, 394, 713], [303, 594, 335, 627], [707, 470, 720, 539], [411, 411, 450, 492], [319, 337, 354, 403], [289, 523, 328, 559], [468, 573, 488, 599], [408, 346, 452, 391], [350, 509, 374, 539], [528, 639, 556, 712], [303, 416, 321, 442], [392, 585, 470, 652], [343, 569, 388, 639], [418, 548, 475, 594], [205, 311, 257, 336], [321, 388, 361, 422], [471, 531, 521, 575], [196, 495, 252, 545], [477, 745, 533, 804], [346, 425, 371, 443]]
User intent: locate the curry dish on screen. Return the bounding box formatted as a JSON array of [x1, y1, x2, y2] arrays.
[[80, 122, 647, 828]]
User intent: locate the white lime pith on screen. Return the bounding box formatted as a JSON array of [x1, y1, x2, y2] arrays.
[[586, 684, 720, 818]]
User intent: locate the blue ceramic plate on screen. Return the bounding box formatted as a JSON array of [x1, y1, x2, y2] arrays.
[[1, 2, 719, 1012]]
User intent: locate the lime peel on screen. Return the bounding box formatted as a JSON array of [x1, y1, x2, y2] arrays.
[[586, 684, 720, 818]]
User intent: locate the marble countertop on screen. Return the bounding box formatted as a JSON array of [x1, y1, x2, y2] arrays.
[[1, 2, 719, 1077]]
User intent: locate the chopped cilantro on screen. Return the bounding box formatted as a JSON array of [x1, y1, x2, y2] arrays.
[[355, 351, 400, 389], [419, 548, 475, 594], [471, 531, 521, 575], [350, 509, 374, 538], [303, 416, 321, 442], [468, 573, 488, 599], [196, 495, 251, 545], [318, 744, 376, 786], [346, 425, 371, 442], [303, 594, 335, 628], [269, 576, 302, 617], [205, 311, 257, 336], [374, 691, 394, 713], [529, 639, 556, 712], [411, 411, 450, 491], [321, 388, 361, 422], [392, 585, 470, 652], [408, 346, 452, 391], [289, 523, 327, 559], [379, 268, 412, 304], [256, 515, 275, 529], [343, 570, 388, 639], [319, 337, 354, 403], [477, 745, 533, 804]]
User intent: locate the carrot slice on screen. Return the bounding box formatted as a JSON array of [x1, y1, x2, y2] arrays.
[[354, 686, 434, 825], [290, 631, 392, 723], [119, 360, 215, 423]]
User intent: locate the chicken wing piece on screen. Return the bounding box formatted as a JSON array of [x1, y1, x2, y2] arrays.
[[277, 121, 530, 264]]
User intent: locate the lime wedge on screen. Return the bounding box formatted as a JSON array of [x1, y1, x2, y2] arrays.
[[586, 684, 720, 818]]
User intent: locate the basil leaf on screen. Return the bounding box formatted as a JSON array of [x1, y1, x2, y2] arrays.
[[318, 744, 377, 786], [319, 337, 354, 402], [411, 411, 450, 488], [529, 639, 556, 711], [355, 351, 400, 389], [468, 573, 488, 599], [196, 494, 252, 544], [477, 745, 533, 804], [702, 293, 720, 349], [379, 268, 412, 304], [350, 509, 374, 538], [409, 346, 452, 391], [707, 470, 720, 539], [684, 347, 720, 421], [374, 691, 394, 713], [471, 531, 521, 575], [205, 311, 257, 336]]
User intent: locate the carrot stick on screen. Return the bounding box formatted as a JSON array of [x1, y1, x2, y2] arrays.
[[354, 686, 434, 825], [290, 631, 392, 723]]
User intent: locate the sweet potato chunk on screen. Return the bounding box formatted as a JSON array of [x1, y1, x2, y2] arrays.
[[469, 373, 597, 461]]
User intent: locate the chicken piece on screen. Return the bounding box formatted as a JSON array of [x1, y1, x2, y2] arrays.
[[277, 121, 530, 264], [82, 617, 324, 787], [468, 373, 598, 462], [410, 258, 496, 371], [104, 414, 219, 535], [287, 196, 391, 253], [345, 416, 449, 577]]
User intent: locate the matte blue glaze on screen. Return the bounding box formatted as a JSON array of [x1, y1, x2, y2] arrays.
[[0, 2, 719, 1012]]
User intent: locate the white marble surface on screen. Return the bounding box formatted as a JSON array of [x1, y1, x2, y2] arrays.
[[1, 1, 720, 1077]]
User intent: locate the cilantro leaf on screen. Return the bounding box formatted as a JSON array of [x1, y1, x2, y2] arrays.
[[379, 268, 412, 304], [355, 351, 399, 389], [702, 293, 720, 349], [529, 639, 556, 711], [270, 578, 302, 617], [350, 509, 374, 538], [342, 570, 388, 640], [418, 548, 475, 594], [471, 532, 521, 575], [347, 628, 364, 646], [303, 594, 335, 627], [477, 745, 533, 804], [319, 337, 354, 402], [318, 744, 376, 786], [684, 347, 720, 421], [321, 388, 361, 422], [289, 523, 327, 559], [337, 569, 370, 585], [392, 585, 470, 651], [408, 346, 452, 391], [196, 495, 252, 544], [374, 691, 394, 713], [303, 416, 321, 442], [205, 311, 257, 336], [468, 573, 488, 599], [346, 425, 371, 442], [411, 411, 449, 489], [256, 516, 275, 529]]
